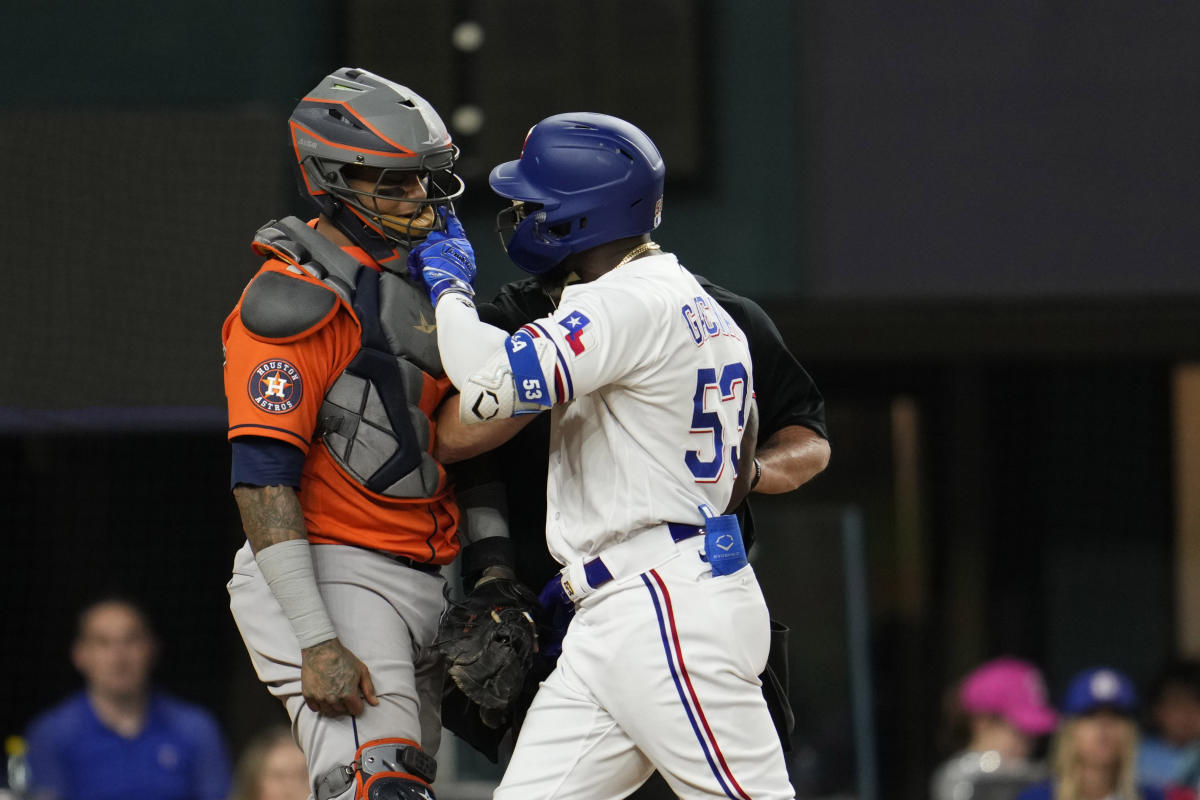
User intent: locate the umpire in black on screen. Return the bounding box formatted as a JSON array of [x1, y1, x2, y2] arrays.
[[440, 268, 830, 770]]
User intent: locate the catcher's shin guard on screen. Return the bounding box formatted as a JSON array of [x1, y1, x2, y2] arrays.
[[315, 738, 437, 800]]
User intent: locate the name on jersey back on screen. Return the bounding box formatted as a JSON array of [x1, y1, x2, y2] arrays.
[[681, 294, 741, 347]]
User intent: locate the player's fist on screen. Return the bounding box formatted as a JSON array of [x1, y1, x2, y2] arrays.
[[408, 209, 477, 305]]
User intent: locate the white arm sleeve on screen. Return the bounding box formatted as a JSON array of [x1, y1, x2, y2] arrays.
[[435, 295, 509, 389]]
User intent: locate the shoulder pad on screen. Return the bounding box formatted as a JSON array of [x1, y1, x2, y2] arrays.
[[241, 270, 339, 341], [251, 217, 360, 303]]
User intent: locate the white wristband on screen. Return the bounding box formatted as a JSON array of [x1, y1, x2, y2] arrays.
[[254, 539, 337, 649]]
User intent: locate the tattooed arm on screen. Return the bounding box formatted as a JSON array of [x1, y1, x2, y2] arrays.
[[232, 484, 308, 550], [233, 485, 379, 717]]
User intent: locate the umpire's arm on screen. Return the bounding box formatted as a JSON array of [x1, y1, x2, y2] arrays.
[[752, 425, 830, 495]]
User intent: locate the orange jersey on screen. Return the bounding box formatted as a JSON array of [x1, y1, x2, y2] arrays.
[[222, 242, 460, 564]]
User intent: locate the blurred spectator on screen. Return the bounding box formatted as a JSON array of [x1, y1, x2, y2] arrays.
[[23, 596, 232, 800], [229, 726, 308, 800], [1017, 666, 1181, 800], [932, 657, 1058, 800], [1139, 659, 1200, 792]]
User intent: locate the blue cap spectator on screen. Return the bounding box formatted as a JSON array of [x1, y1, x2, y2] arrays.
[[1063, 668, 1140, 717], [1017, 666, 1172, 800]]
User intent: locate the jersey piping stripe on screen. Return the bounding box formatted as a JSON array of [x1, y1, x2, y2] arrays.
[[639, 572, 729, 797], [523, 322, 567, 403], [421, 503, 439, 561], [227, 423, 310, 448], [553, 369, 566, 406], [641, 570, 751, 800], [648, 569, 752, 800], [529, 321, 574, 401]]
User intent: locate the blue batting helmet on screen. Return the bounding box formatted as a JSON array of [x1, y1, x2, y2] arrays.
[[488, 112, 666, 274]]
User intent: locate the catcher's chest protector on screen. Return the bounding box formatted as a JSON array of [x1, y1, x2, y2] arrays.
[[252, 217, 447, 499]]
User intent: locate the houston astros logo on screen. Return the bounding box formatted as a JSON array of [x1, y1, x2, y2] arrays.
[[248, 359, 304, 414]]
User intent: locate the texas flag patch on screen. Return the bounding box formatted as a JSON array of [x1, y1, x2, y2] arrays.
[[558, 311, 592, 355]]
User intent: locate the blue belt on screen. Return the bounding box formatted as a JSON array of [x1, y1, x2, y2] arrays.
[[581, 522, 704, 590]]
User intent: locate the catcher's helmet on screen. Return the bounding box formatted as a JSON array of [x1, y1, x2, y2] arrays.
[[488, 112, 665, 275], [289, 67, 464, 267]]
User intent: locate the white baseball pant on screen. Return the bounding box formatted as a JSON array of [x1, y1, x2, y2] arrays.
[[496, 535, 794, 800]]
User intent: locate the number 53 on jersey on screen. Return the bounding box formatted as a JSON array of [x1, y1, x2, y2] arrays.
[[686, 362, 749, 482]]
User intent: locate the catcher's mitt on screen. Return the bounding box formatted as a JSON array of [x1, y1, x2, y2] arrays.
[[436, 578, 539, 724]]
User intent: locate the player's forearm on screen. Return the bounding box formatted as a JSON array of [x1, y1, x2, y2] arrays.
[[434, 394, 536, 463], [753, 425, 830, 495], [233, 484, 308, 552], [435, 295, 509, 390], [233, 484, 337, 648], [431, 296, 541, 458]]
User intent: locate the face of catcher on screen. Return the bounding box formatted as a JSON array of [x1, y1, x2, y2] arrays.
[[343, 165, 429, 217]]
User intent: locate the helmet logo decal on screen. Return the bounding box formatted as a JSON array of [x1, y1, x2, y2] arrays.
[[248, 359, 304, 414]]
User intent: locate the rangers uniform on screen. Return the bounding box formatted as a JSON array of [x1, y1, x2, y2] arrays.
[[477, 272, 829, 767], [435, 251, 796, 800]]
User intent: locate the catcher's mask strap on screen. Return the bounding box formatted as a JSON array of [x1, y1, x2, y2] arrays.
[[558, 521, 706, 604]]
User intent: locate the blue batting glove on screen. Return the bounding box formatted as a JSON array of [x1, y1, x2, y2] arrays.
[[409, 210, 478, 305], [407, 209, 474, 280]]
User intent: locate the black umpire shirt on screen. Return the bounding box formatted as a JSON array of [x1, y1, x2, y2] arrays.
[[475, 273, 829, 593]]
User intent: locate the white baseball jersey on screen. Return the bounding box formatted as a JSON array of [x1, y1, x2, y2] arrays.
[[511, 253, 753, 565], [437, 252, 794, 800]]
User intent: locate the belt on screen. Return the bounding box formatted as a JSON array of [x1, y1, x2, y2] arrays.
[[560, 522, 704, 603], [379, 551, 442, 574]]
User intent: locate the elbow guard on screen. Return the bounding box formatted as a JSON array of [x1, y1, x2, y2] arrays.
[[458, 331, 556, 424]]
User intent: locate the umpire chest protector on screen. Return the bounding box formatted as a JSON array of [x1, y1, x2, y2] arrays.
[[243, 217, 445, 498]]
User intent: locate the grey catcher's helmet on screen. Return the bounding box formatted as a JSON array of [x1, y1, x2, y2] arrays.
[[289, 66, 464, 267]]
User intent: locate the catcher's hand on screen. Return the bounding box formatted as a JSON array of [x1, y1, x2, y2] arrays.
[[436, 578, 539, 726]]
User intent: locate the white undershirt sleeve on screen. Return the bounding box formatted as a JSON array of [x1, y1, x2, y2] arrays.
[[434, 296, 510, 390]]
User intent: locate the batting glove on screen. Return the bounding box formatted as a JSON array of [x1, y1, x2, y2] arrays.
[[409, 210, 478, 305]]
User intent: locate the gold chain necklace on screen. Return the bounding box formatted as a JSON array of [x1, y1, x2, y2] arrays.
[[615, 241, 661, 269]]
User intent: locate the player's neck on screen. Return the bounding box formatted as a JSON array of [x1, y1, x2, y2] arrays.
[[570, 235, 655, 282], [87, 687, 150, 738], [315, 215, 356, 249]]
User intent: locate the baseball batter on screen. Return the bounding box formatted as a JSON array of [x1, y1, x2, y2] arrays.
[[222, 68, 514, 800], [416, 114, 795, 799]]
